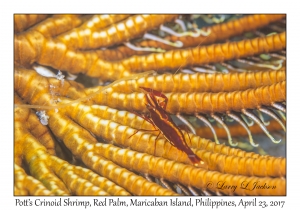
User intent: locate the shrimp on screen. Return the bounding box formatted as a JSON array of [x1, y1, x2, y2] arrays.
[[139, 86, 203, 166]]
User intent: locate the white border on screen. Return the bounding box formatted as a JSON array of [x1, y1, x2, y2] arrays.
[[2, 0, 296, 209]]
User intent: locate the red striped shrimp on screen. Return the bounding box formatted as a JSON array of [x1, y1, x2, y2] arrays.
[[135, 86, 203, 166]]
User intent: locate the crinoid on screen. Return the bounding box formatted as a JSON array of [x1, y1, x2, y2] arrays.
[[14, 14, 286, 196]]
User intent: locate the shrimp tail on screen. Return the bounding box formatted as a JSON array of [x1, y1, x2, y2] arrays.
[[187, 154, 202, 167]]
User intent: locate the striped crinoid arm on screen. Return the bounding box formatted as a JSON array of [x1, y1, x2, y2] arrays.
[[137, 14, 286, 50], [108, 69, 286, 93], [165, 81, 286, 114], [58, 100, 285, 178], [82, 151, 178, 195], [49, 15, 133, 61], [93, 143, 285, 196], [14, 164, 53, 195], [15, 121, 127, 195], [77, 103, 281, 162], [106, 82, 285, 148], [56, 14, 179, 50], [15, 120, 70, 195], [79, 14, 132, 30], [14, 102, 130, 195], [15, 68, 285, 194], [14, 67, 154, 112], [121, 32, 286, 73], [54, 96, 285, 181], [26, 14, 85, 38], [14, 69, 178, 195], [92, 81, 286, 114], [96, 14, 286, 61], [14, 15, 286, 80], [46, 109, 177, 196], [14, 102, 71, 195], [71, 163, 131, 195], [14, 72, 133, 195], [195, 119, 284, 139], [14, 32, 128, 79], [14, 14, 50, 33], [89, 101, 283, 163], [88, 80, 285, 150], [84, 32, 286, 79], [48, 156, 130, 195], [14, 14, 178, 79], [14, 94, 56, 156], [188, 134, 285, 177], [37, 64, 285, 152], [13, 70, 286, 195], [14, 68, 88, 106], [15, 21, 285, 82], [59, 100, 191, 164], [94, 45, 150, 61], [193, 148, 285, 178], [14, 31, 85, 70]]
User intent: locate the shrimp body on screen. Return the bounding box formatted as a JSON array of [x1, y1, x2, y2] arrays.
[[140, 86, 202, 166]]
